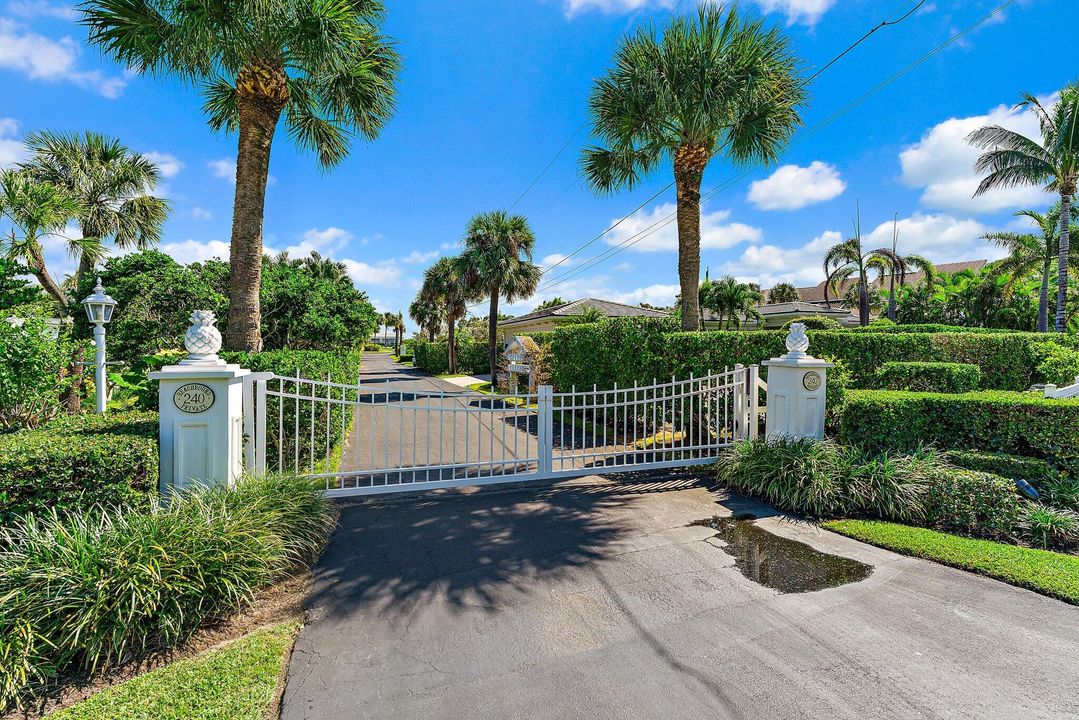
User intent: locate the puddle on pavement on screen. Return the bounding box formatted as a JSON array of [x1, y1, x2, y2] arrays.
[[690, 516, 872, 594]]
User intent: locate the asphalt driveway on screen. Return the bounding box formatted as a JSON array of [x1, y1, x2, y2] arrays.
[[281, 474, 1078, 719]]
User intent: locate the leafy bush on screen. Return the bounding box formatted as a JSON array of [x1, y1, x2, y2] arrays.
[[0, 473, 334, 711], [0, 411, 158, 521], [837, 390, 1079, 474], [923, 466, 1020, 538], [1038, 475, 1079, 512], [715, 437, 930, 522], [944, 450, 1059, 486], [781, 316, 841, 330], [1034, 343, 1079, 387], [874, 361, 981, 393], [1022, 504, 1079, 549], [850, 323, 1017, 334], [0, 317, 79, 429], [411, 337, 490, 375]]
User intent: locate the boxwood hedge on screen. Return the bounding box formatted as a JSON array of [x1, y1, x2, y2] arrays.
[[873, 361, 981, 393], [945, 449, 1059, 485], [411, 337, 506, 375], [0, 411, 158, 521], [837, 389, 1079, 473]]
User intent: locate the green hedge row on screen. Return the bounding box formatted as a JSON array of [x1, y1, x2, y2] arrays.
[[850, 323, 1018, 334], [548, 317, 1070, 391], [837, 390, 1079, 473], [873, 361, 981, 393], [945, 449, 1060, 485], [411, 338, 489, 375], [0, 412, 158, 521]]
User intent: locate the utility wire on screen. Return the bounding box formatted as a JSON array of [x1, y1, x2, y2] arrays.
[[534, 0, 1015, 295]]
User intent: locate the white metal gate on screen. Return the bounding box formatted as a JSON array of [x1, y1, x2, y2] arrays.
[[242, 366, 762, 497]]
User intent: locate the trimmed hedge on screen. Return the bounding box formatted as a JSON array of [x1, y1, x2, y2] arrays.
[[0, 412, 158, 521], [923, 466, 1020, 538], [548, 318, 1070, 392], [874, 361, 981, 393], [411, 338, 500, 375], [837, 390, 1079, 473], [850, 323, 1018, 334], [945, 449, 1060, 485], [1035, 343, 1079, 387]]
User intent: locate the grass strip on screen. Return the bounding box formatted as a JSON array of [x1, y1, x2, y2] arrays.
[[50, 622, 299, 720], [823, 519, 1079, 605]]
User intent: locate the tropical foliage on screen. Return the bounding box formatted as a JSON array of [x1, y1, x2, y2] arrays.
[[767, 282, 799, 304], [580, 5, 804, 330], [419, 257, 474, 373], [82, 0, 400, 351], [700, 274, 764, 329]]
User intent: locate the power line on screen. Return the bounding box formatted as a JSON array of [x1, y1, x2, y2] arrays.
[[534, 0, 1015, 296]]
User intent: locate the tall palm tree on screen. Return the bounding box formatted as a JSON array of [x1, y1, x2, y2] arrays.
[[967, 84, 1079, 332], [19, 131, 168, 294], [460, 210, 542, 378], [409, 294, 445, 342], [872, 216, 935, 323], [983, 204, 1079, 332], [0, 170, 94, 305], [393, 310, 404, 355], [420, 257, 472, 374], [82, 0, 401, 351], [580, 5, 804, 331], [768, 282, 799, 304], [822, 211, 903, 326]]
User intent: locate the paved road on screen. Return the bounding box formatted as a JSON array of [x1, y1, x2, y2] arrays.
[[281, 474, 1079, 719]]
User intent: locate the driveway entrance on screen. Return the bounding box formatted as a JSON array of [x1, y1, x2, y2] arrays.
[[281, 475, 1078, 719]]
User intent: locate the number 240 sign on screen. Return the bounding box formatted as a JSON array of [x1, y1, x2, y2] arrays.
[[174, 383, 215, 413]]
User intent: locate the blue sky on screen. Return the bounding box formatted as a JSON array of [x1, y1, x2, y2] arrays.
[[0, 0, 1073, 331]]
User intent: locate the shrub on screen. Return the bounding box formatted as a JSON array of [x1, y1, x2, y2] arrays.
[[0, 411, 158, 521], [0, 317, 79, 429], [944, 450, 1059, 486], [411, 337, 491, 375], [851, 323, 1016, 334], [923, 466, 1020, 538], [837, 390, 1079, 473], [1022, 503, 1079, 549], [0, 473, 334, 711], [1038, 475, 1079, 512], [782, 316, 841, 330], [1035, 343, 1079, 387], [874, 361, 981, 393]]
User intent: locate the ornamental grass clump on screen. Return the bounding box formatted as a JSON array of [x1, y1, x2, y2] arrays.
[[0, 473, 334, 711]]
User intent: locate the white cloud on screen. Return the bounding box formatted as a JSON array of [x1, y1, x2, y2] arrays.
[[158, 238, 232, 264], [0, 18, 126, 98], [191, 206, 212, 221], [143, 151, 182, 178], [0, 117, 26, 168], [900, 98, 1055, 214], [562, 0, 675, 17], [540, 253, 572, 270], [208, 158, 236, 183], [7, 1, 76, 19], [401, 249, 439, 265], [615, 261, 633, 272], [284, 226, 352, 256], [504, 272, 680, 315], [747, 161, 846, 210], [341, 259, 402, 287], [722, 230, 840, 289], [752, 0, 836, 26], [605, 203, 761, 252]]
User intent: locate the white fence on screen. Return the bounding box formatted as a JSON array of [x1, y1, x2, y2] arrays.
[[242, 366, 762, 498]]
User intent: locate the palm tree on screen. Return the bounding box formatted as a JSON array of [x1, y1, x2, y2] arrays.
[[967, 84, 1079, 332], [393, 311, 404, 355], [768, 282, 799, 304], [19, 131, 168, 294], [460, 211, 542, 378], [704, 274, 764, 330], [823, 211, 904, 326], [420, 257, 472, 374], [580, 5, 805, 331], [0, 170, 94, 305], [409, 295, 445, 342], [983, 204, 1079, 332], [872, 216, 935, 323], [82, 0, 401, 351], [535, 296, 567, 311]]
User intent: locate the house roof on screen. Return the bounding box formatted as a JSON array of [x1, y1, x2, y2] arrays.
[[498, 298, 670, 327], [702, 302, 857, 324], [785, 259, 988, 304]]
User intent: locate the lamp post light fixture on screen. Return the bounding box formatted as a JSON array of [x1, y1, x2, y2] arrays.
[[82, 277, 117, 413]]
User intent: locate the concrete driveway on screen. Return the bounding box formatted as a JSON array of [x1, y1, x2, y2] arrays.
[[281, 474, 1079, 720]]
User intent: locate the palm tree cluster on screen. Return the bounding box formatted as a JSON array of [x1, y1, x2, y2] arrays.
[[699, 273, 764, 330], [412, 211, 541, 375]]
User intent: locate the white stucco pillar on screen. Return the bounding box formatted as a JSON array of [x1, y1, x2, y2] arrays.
[[149, 311, 250, 495], [761, 323, 832, 440]]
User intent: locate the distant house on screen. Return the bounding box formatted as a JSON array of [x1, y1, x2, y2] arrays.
[[704, 302, 859, 330], [496, 298, 669, 343], [784, 259, 987, 307]]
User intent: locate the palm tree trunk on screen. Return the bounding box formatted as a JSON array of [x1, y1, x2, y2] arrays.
[[225, 95, 283, 352], [1038, 253, 1052, 333], [1057, 192, 1072, 333], [488, 290, 499, 381], [674, 151, 705, 332], [28, 245, 68, 306], [447, 317, 458, 374], [858, 275, 870, 327], [887, 272, 897, 322]]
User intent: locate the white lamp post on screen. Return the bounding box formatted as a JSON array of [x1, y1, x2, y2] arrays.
[[81, 277, 117, 414]]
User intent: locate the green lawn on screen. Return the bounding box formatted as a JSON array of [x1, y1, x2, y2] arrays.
[[823, 519, 1079, 605], [50, 622, 299, 720]]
